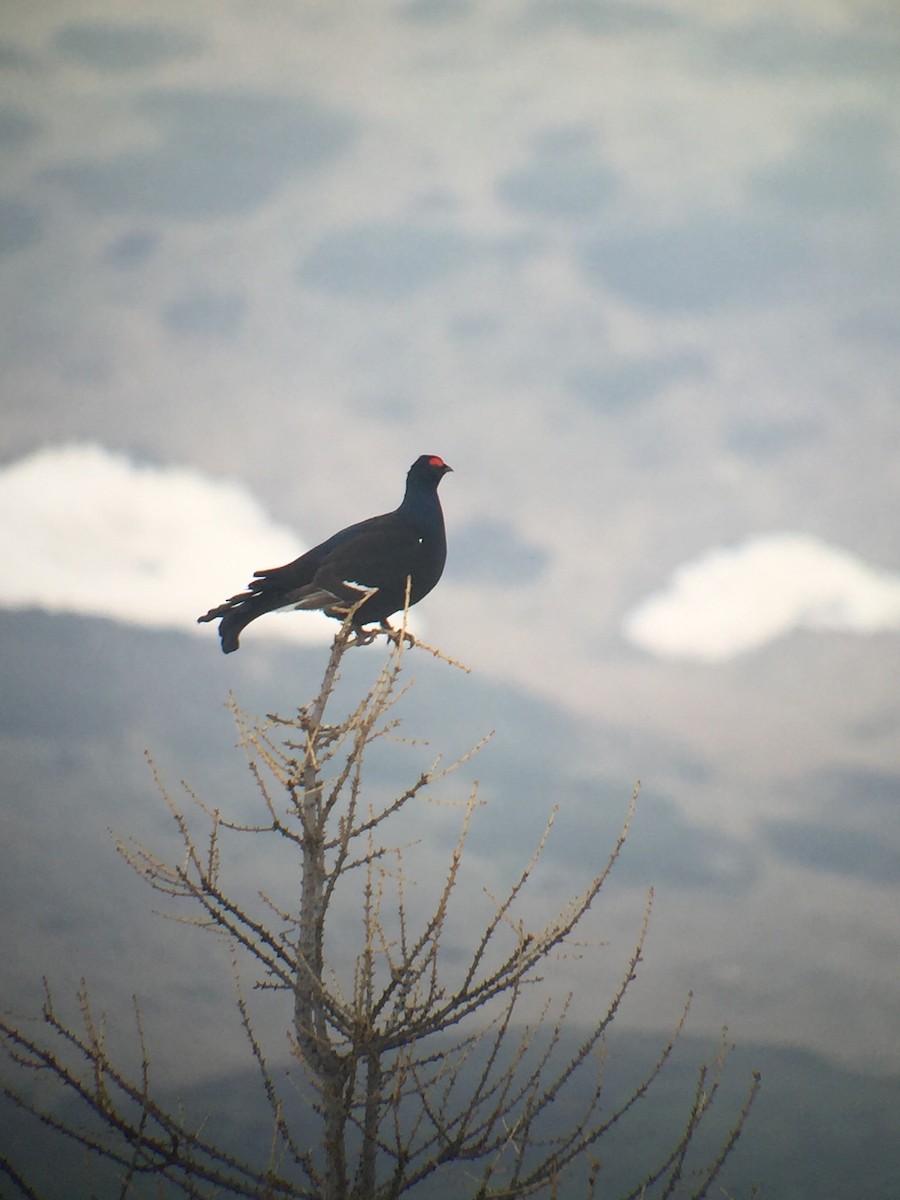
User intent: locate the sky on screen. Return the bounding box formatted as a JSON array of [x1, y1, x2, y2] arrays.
[[6, 442, 900, 658], [2, 0, 900, 1126]]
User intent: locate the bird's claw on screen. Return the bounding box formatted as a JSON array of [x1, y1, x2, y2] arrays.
[[344, 623, 415, 650], [382, 623, 416, 648], [346, 627, 378, 648]]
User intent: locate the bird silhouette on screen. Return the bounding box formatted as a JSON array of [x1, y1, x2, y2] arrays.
[[198, 455, 452, 652]]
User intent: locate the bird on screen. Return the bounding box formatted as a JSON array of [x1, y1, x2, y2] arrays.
[[198, 454, 452, 653]]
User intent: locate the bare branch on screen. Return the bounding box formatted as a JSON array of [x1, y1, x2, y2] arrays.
[[0, 628, 758, 1199]]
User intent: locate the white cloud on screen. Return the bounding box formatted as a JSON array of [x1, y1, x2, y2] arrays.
[[623, 533, 900, 662], [0, 443, 334, 644]]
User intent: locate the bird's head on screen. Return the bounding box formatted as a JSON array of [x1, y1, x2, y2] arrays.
[[409, 455, 453, 486]]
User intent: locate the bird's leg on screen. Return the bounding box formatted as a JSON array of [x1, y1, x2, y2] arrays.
[[336, 589, 384, 647], [380, 619, 416, 648], [346, 625, 379, 647]]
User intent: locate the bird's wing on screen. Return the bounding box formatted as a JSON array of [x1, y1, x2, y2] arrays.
[[308, 518, 422, 597], [240, 515, 418, 612], [249, 513, 389, 592]]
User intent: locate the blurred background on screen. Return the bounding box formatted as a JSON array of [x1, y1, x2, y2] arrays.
[[2, 1, 899, 1193]]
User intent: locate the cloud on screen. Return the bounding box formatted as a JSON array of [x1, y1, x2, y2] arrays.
[[399, 0, 474, 23], [161, 288, 246, 339], [298, 221, 476, 300], [0, 104, 39, 149], [709, 19, 900, 80], [0, 197, 42, 256], [496, 125, 618, 222], [763, 819, 900, 886], [724, 417, 819, 463], [750, 110, 897, 215], [520, 0, 680, 35], [51, 21, 205, 70], [452, 519, 549, 584], [582, 216, 813, 313], [42, 89, 357, 219], [0, 443, 332, 645], [103, 228, 159, 268], [567, 351, 706, 413], [623, 533, 900, 661]]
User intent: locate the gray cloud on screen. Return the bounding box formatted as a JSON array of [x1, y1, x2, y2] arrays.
[[519, 0, 681, 35], [0, 197, 42, 256], [102, 228, 159, 268], [0, 105, 39, 149], [709, 19, 900, 80], [51, 21, 205, 70], [582, 216, 812, 312], [725, 418, 820, 463], [476, 771, 757, 894], [837, 306, 900, 346], [298, 220, 475, 300], [497, 125, 618, 221], [161, 288, 246, 339], [763, 821, 900, 886], [41, 89, 357, 219], [452, 519, 550, 585], [448, 311, 502, 341], [811, 767, 900, 814], [345, 391, 417, 422], [751, 110, 898, 215], [0, 41, 36, 69], [399, 0, 474, 23], [616, 789, 758, 892], [762, 768, 900, 884], [567, 351, 706, 413]]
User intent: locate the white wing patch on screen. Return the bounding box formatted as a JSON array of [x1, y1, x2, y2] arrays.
[[342, 580, 379, 595], [287, 588, 341, 611]]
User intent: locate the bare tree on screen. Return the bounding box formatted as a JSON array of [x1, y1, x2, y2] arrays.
[[1, 619, 760, 1199]]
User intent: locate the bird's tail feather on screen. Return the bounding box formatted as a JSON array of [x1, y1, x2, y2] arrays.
[[197, 591, 273, 654]]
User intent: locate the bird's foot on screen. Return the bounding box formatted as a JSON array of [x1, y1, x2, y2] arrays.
[[381, 620, 416, 648], [343, 621, 415, 649], [346, 625, 380, 648]]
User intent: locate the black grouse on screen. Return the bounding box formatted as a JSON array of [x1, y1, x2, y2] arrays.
[[198, 454, 452, 653]]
